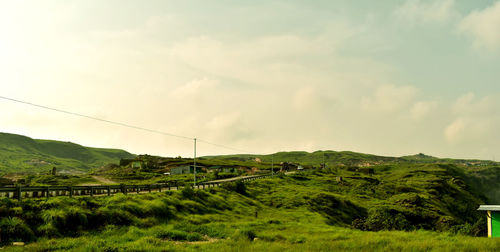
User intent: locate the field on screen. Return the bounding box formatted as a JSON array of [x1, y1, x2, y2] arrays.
[[0, 133, 134, 174], [2, 163, 500, 251], [3, 133, 500, 250]]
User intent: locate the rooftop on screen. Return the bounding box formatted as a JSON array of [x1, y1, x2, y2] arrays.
[[477, 205, 500, 211]]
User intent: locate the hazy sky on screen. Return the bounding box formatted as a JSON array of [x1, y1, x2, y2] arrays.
[[1, 0, 500, 159]]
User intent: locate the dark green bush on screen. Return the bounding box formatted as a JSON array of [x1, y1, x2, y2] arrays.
[[0, 217, 35, 244], [237, 229, 256, 241], [353, 208, 411, 231], [154, 229, 203, 241], [222, 180, 247, 195], [308, 193, 366, 225]]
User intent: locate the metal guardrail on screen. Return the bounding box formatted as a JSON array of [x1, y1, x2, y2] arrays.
[[0, 174, 275, 200]]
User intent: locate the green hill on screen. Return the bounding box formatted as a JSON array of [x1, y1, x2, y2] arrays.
[[203, 150, 396, 166], [0, 132, 135, 174]]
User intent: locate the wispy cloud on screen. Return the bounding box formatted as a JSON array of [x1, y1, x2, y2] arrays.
[[394, 0, 457, 25], [459, 1, 500, 51]]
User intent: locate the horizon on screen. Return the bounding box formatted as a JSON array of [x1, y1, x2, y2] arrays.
[[2, 1, 500, 159], [1, 130, 496, 162]]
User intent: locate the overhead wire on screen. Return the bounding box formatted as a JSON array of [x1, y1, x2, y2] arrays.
[[0, 95, 252, 153]]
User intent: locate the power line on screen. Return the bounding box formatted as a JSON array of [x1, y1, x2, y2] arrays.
[[198, 138, 252, 153], [0, 95, 192, 140], [0, 95, 251, 153]]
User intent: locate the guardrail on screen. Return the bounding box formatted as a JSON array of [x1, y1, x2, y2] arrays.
[[0, 174, 275, 200]]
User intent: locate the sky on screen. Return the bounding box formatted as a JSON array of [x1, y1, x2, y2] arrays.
[[1, 0, 500, 159]]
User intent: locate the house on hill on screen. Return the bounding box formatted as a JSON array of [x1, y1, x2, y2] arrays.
[[280, 162, 300, 172], [171, 165, 204, 175]]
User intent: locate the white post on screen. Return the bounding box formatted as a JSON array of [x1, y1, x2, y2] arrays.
[[194, 138, 197, 187], [488, 210, 492, 237]]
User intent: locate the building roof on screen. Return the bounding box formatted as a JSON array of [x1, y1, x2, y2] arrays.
[[477, 205, 500, 211]]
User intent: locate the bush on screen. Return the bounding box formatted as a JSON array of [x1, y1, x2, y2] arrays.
[[222, 180, 247, 196], [186, 232, 203, 241], [96, 207, 137, 226], [154, 229, 202, 241], [353, 208, 411, 231], [233, 228, 256, 241], [181, 186, 196, 198], [0, 217, 35, 244], [41, 207, 89, 235], [308, 193, 366, 225]]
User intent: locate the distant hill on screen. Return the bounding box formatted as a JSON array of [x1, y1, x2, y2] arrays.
[[203, 150, 398, 167], [0, 132, 135, 174], [204, 150, 498, 167]]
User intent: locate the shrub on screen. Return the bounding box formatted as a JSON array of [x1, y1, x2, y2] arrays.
[[181, 186, 196, 198], [308, 193, 366, 225], [0, 217, 35, 244], [186, 232, 203, 241], [358, 208, 411, 231], [233, 228, 256, 241], [96, 207, 137, 226], [155, 230, 191, 241], [40, 206, 89, 235], [222, 180, 247, 196]]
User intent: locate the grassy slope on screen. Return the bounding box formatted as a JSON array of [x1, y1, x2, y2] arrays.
[[203, 150, 396, 166], [0, 132, 135, 174], [2, 164, 498, 251]]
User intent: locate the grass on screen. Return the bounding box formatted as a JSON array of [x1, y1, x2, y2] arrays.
[[0, 132, 134, 174], [0, 164, 496, 251], [4, 207, 500, 251], [4, 136, 500, 250]]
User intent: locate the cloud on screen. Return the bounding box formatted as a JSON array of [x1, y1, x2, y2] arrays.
[[171, 78, 219, 99], [459, 1, 500, 51], [292, 86, 335, 112], [445, 93, 500, 143], [361, 84, 417, 112], [394, 0, 456, 24], [410, 101, 437, 120], [444, 118, 466, 142]]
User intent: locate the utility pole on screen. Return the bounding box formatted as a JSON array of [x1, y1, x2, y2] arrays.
[[193, 138, 197, 187]]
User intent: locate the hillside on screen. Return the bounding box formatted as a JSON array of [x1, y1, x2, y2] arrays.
[[203, 150, 396, 167], [0, 132, 135, 174], [203, 150, 498, 167], [3, 165, 500, 250]]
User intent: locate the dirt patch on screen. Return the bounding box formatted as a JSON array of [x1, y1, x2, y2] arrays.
[[78, 176, 117, 186]]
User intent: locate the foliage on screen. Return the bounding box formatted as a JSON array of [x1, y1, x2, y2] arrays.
[[0, 217, 35, 244], [3, 147, 500, 250], [0, 132, 134, 174]]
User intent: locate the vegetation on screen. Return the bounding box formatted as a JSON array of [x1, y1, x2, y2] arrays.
[[1, 162, 499, 251], [3, 133, 500, 250], [0, 132, 134, 174]]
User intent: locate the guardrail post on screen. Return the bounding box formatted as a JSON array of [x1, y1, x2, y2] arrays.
[[168, 183, 171, 190], [89, 186, 94, 197], [136, 185, 139, 194], [148, 185, 151, 193], [107, 186, 111, 196], [46, 187, 50, 198], [69, 186, 73, 197], [158, 184, 162, 192], [15, 186, 21, 200]]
